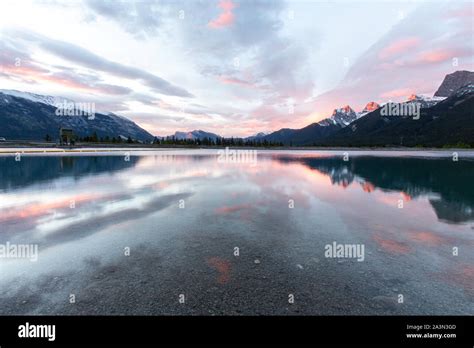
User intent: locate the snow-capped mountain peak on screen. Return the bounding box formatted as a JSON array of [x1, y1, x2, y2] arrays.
[[0, 89, 73, 107], [332, 105, 353, 116], [330, 105, 358, 126], [406, 94, 446, 108], [362, 101, 380, 113], [171, 129, 220, 140], [356, 101, 381, 118]]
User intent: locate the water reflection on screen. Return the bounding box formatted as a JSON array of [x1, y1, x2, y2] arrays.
[[0, 156, 140, 191], [275, 155, 474, 223], [0, 151, 472, 315]]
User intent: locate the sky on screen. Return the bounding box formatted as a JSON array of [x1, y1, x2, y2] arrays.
[[0, 0, 472, 137]]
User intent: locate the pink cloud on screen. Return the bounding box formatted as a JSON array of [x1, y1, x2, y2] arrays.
[[378, 37, 420, 60], [218, 0, 236, 11], [208, 0, 236, 29], [380, 88, 414, 99], [302, 3, 474, 124], [218, 76, 253, 86], [445, 3, 474, 19], [3, 65, 91, 91], [413, 49, 454, 64], [2, 62, 130, 96]]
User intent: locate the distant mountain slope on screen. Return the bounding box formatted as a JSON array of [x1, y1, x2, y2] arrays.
[[264, 122, 340, 146], [322, 84, 474, 147], [0, 91, 154, 142], [245, 132, 267, 141], [170, 130, 220, 141], [263, 104, 366, 145], [262, 71, 471, 147], [434, 70, 474, 97], [0, 89, 73, 107], [2, 71, 471, 147]]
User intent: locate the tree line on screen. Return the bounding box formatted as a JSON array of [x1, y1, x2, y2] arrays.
[[45, 133, 284, 147], [154, 136, 283, 147]]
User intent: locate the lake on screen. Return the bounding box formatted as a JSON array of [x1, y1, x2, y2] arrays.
[[0, 149, 472, 315]]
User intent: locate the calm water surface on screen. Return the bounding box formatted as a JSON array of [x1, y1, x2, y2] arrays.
[[0, 150, 472, 315]]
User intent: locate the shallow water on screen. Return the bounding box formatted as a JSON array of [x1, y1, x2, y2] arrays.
[[0, 150, 473, 315]]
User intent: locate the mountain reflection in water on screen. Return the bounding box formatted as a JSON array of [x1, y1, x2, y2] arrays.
[[0, 150, 472, 315], [275, 155, 474, 224]]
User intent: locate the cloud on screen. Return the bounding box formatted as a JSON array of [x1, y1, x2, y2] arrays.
[[84, 0, 164, 39], [85, 0, 308, 100], [378, 37, 420, 60], [218, 75, 254, 87], [304, 1, 474, 122], [413, 49, 459, 65], [80, 0, 315, 134], [208, 0, 237, 29], [6, 29, 194, 98], [380, 88, 415, 99], [5, 0, 468, 138], [0, 40, 134, 95]]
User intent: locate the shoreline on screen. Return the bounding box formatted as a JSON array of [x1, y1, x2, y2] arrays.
[[0, 143, 472, 154], [0, 146, 473, 158]]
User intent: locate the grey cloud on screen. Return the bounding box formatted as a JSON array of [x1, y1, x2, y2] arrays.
[[94, 100, 130, 112], [94, 83, 132, 95], [175, 0, 286, 59], [232, 0, 285, 46], [82, 0, 314, 107], [8, 29, 193, 98], [256, 37, 312, 98], [126, 113, 188, 129], [0, 39, 135, 96], [132, 93, 162, 106], [0, 40, 48, 73], [84, 0, 164, 39], [182, 0, 314, 101], [51, 70, 133, 95]]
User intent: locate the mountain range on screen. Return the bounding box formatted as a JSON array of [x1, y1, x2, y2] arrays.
[[320, 84, 473, 147], [434, 70, 474, 98], [0, 90, 154, 142], [165, 130, 220, 141], [0, 70, 472, 146], [169, 71, 473, 145]]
